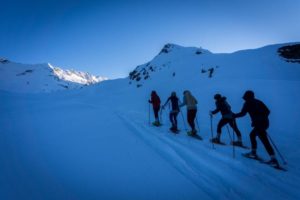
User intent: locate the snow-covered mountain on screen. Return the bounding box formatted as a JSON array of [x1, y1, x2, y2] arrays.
[[0, 43, 300, 200], [0, 59, 107, 93], [128, 43, 300, 88]]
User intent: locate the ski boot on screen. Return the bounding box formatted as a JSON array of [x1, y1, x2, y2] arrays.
[[243, 151, 259, 159], [170, 124, 177, 131], [152, 120, 161, 127], [187, 129, 197, 136], [170, 126, 179, 133], [265, 157, 279, 167], [211, 137, 221, 144], [232, 140, 243, 146]]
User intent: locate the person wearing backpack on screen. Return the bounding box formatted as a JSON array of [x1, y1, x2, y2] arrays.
[[148, 90, 161, 126], [234, 90, 278, 165], [162, 92, 180, 132], [210, 94, 243, 145], [180, 90, 198, 135]]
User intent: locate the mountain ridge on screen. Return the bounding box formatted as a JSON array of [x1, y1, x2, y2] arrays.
[[128, 42, 300, 88], [0, 59, 107, 93]]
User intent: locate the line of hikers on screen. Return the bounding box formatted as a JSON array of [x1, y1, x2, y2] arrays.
[[149, 90, 198, 135], [148, 90, 279, 166]]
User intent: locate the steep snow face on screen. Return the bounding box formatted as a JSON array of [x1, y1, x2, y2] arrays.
[[129, 43, 211, 86], [0, 60, 107, 93]]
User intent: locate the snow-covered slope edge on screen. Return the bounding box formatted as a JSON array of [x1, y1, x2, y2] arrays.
[[0, 59, 108, 93]]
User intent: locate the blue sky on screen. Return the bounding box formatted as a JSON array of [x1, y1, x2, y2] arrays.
[[0, 0, 299, 78]]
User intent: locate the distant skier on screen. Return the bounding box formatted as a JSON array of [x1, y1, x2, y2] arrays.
[[162, 91, 180, 132], [234, 90, 278, 165], [180, 90, 198, 135], [148, 90, 161, 126], [210, 94, 243, 145]]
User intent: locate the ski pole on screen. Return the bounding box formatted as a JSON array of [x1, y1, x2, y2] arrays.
[[148, 103, 151, 126], [195, 114, 200, 133], [210, 114, 215, 149], [232, 124, 236, 159], [180, 110, 188, 132], [232, 120, 236, 158], [159, 107, 163, 124], [267, 134, 287, 165], [226, 125, 235, 158], [168, 102, 171, 127]]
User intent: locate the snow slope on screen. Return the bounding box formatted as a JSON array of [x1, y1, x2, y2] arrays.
[[0, 59, 107, 93], [0, 43, 300, 200]]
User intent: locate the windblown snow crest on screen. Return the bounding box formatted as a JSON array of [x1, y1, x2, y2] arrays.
[[0, 59, 107, 93]]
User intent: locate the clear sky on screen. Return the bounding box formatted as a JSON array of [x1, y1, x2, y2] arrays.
[[1, 0, 299, 78]]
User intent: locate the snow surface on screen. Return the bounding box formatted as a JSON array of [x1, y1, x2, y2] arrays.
[[0, 60, 107, 93], [0, 43, 300, 200]]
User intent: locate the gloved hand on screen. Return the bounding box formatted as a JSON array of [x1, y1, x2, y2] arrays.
[[148, 100, 151, 103], [209, 111, 213, 116]]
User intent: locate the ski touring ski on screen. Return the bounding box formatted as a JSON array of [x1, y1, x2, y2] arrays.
[[242, 153, 287, 171], [260, 160, 287, 171], [152, 122, 162, 127], [169, 129, 180, 134], [210, 139, 226, 145], [242, 153, 264, 161], [188, 134, 203, 140]]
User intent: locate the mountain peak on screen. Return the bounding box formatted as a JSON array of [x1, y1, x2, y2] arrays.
[[159, 43, 210, 55], [159, 43, 183, 54]]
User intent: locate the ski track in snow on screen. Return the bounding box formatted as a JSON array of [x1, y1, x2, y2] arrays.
[[117, 111, 298, 200], [118, 112, 247, 199]]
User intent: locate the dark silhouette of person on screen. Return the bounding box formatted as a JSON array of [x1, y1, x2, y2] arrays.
[[149, 90, 161, 126], [162, 92, 180, 132], [234, 90, 278, 165], [210, 94, 243, 145]]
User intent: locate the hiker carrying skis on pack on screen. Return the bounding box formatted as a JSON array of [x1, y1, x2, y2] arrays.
[[162, 91, 180, 132], [180, 90, 198, 135], [233, 90, 279, 165], [148, 90, 161, 126], [210, 94, 243, 145]]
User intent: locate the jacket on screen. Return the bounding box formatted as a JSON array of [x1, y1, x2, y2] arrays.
[[212, 97, 233, 119], [180, 91, 197, 110], [150, 93, 161, 109], [164, 96, 179, 112], [235, 98, 270, 129]]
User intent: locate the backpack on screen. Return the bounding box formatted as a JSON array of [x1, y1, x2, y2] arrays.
[[257, 100, 270, 117], [219, 98, 231, 114]]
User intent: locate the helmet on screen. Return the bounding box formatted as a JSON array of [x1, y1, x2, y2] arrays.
[[243, 90, 254, 100], [171, 91, 176, 97], [214, 93, 222, 100]]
